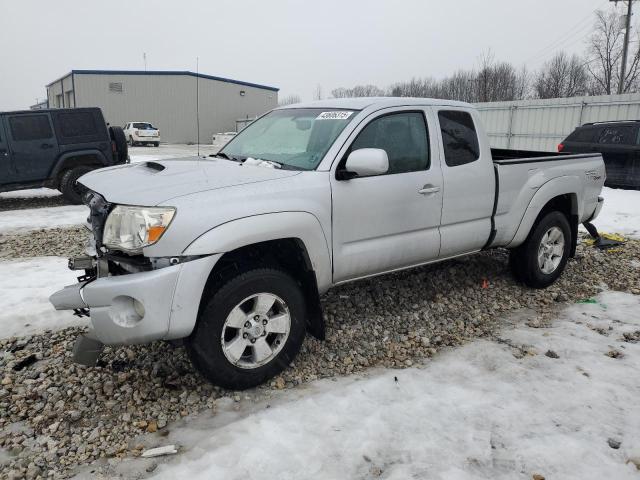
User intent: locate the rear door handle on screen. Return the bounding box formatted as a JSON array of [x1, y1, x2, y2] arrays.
[[419, 185, 440, 195], [41, 143, 52, 149]]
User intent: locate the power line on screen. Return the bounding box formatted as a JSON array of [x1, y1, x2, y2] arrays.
[[523, 0, 609, 65]]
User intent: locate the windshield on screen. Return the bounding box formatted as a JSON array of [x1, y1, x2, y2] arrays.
[[133, 123, 155, 130], [220, 108, 357, 170]]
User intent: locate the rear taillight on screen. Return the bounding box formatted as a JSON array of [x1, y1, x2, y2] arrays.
[[557, 143, 565, 152]]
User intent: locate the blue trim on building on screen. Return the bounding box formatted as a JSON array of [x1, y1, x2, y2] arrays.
[[49, 69, 279, 92]]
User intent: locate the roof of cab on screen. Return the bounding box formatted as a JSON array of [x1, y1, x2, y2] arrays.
[[276, 97, 473, 111]]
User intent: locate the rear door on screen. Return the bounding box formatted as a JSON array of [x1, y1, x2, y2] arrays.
[[436, 108, 495, 257], [5, 113, 59, 182]]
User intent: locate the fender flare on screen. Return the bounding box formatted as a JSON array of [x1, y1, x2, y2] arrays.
[[507, 176, 581, 248], [49, 149, 109, 180], [182, 211, 333, 293]]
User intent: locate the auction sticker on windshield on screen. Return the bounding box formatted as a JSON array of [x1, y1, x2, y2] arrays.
[[316, 111, 354, 120]]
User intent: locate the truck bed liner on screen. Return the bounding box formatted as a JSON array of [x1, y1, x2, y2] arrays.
[[491, 148, 597, 165]]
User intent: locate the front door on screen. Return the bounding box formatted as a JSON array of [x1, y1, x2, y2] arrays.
[[5, 113, 59, 183], [331, 109, 443, 283]]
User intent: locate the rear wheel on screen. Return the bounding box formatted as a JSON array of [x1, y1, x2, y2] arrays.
[[59, 166, 93, 204], [509, 211, 571, 288], [186, 268, 307, 390], [154, 142, 160, 147], [128, 136, 135, 147]]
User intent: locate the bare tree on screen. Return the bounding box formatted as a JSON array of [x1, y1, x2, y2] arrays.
[[534, 52, 588, 99], [587, 9, 640, 94], [278, 94, 301, 106], [331, 84, 385, 98]]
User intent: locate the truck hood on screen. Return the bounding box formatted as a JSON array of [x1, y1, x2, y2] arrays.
[[78, 157, 301, 205]]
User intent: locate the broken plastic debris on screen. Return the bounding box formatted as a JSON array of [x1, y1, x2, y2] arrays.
[[141, 445, 178, 458], [577, 298, 598, 304]]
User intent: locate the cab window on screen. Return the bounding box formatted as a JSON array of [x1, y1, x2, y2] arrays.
[[349, 112, 430, 174], [438, 110, 479, 167]]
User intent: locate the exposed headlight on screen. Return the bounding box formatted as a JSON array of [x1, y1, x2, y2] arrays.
[[103, 205, 176, 254]]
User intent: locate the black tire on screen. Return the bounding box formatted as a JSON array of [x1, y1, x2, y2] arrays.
[[128, 136, 135, 147], [59, 166, 93, 204], [109, 126, 128, 163], [509, 211, 571, 289], [186, 268, 307, 390], [154, 142, 160, 147]]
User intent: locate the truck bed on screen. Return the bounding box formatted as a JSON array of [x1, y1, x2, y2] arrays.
[[491, 148, 595, 164], [488, 148, 605, 250]]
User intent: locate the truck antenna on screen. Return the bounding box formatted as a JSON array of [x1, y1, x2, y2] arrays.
[[196, 57, 200, 157]]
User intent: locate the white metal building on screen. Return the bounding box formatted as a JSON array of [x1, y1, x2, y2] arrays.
[[46, 70, 279, 143], [476, 93, 640, 151]]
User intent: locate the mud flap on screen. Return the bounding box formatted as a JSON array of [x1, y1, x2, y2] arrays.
[[72, 334, 104, 366]]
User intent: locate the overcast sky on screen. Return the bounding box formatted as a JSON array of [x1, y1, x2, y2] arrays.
[[0, 0, 625, 109]]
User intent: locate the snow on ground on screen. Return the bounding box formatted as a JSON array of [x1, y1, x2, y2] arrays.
[[128, 291, 640, 480], [590, 186, 640, 239], [0, 257, 84, 339], [0, 188, 61, 199], [0, 205, 87, 233]]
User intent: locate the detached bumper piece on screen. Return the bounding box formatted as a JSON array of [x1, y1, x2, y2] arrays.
[[583, 222, 625, 250], [72, 334, 104, 366]]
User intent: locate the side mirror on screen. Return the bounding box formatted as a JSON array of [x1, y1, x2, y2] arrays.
[[341, 148, 389, 179]]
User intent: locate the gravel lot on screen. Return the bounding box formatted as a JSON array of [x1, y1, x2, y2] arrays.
[[0, 195, 70, 213], [1, 219, 639, 478], [0, 228, 86, 259]]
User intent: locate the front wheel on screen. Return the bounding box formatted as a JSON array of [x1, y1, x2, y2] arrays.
[[186, 268, 307, 390], [509, 211, 571, 289]]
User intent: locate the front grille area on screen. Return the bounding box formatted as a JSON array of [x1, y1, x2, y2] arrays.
[[84, 191, 111, 250]]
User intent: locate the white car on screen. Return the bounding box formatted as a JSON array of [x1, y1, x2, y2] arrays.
[[123, 122, 161, 147], [211, 131, 236, 153]]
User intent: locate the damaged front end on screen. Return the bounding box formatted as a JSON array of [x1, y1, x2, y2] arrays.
[[49, 190, 220, 367]]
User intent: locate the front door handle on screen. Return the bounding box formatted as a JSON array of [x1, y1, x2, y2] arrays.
[[419, 185, 440, 195], [41, 143, 52, 150]]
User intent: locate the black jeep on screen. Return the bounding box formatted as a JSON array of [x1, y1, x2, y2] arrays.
[[0, 107, 128, 203]]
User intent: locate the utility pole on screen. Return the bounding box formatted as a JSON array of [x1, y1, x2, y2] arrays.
[[613, 0, 635, 94]]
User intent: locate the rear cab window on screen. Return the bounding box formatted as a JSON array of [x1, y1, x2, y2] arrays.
[[51, 110, 108, 145], [438, 110, 480, 167]]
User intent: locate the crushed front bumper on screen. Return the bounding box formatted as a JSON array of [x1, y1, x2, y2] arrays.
[[49, 254, 221, 346]]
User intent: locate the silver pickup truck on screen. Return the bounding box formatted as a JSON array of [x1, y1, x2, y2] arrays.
[[50, 98, 605, 389]]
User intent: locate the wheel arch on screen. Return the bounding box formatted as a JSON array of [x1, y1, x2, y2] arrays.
[[508, 176, 581, 254], [197, 237, 326, 340], [50, 150, 108, 186], [184, 212, 332, 341]]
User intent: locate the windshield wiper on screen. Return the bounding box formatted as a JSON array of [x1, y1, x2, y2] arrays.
[[210, 152, 240, 162]]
